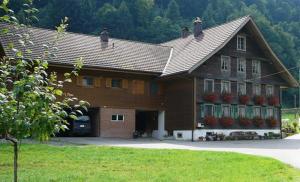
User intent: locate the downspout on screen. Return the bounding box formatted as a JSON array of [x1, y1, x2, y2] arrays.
[[192, 77, 197, 141]]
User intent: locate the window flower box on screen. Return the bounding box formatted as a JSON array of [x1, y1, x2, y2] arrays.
[[219, 117, 234, 127], [238, 117, 251, 127], [266, 117, 277, 128], [239, 95, 249, 105], [252, 117, 264, 128], [221, 93, 233, 103], [204, 116, 217, 127], [268, 96, 279, 106], [254, 95, 264, 105], [203, 92, 218, 103]]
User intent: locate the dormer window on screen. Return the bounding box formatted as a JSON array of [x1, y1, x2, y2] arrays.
[[237, 35, 246, 51], [221, 56, 230, 72]]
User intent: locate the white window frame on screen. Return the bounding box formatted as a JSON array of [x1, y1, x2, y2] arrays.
[[238, 105, 246, 117], [253, 106, 261, 117], [111, 114, 125, 122], [253, 83, 261, 96], [266, 85, 274, 97], [252, 60, 261, 75], [221, 104, 231, 117], [204, 79, 214, 92], [267, 107, 274, 118], [204, 104, 214, 116], [237, 35, 246, 51], [237, 57, 246, 73], [221, 80, 231, 93], [237, 82, 246, 95], [221, 55, 231, 72]]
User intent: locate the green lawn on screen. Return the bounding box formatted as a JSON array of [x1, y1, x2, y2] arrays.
[[1, 144, 300, 182]]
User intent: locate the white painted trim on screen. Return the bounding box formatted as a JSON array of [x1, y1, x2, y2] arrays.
[[221, 55, 231, 72], [238, 105, 246, 117], [204, 104, 215, 116], [266, 84, 274, 96], [237, 57, 246, 73], [237, 35, 247, 51], [221, 80, 231, 93], [221, 104, 231, 117], [253, 83, 261, 95], [204, 79, 215, 92], [162, 48, 173, 74], [237, 82, 246, 96]]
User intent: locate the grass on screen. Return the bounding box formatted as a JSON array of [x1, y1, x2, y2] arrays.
[[1, 144, 300, 182]]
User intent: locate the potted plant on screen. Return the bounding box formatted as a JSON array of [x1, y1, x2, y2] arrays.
[[204, 116, 217, 127], [239, 95, 249, 105], [203, 92, 218, 103], [254, 95, 265, 105], [252, 117, 264, 128], [221, 92, 233, 103], [268, 96, 279, 106], [238, 117, 251, 127], [219, 117, 234, 127], [266, 117, 277, 128]]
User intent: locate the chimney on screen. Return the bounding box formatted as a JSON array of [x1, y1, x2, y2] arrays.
[[181, 27, 190, 38], [100, 28, 109, 42], [193, 17, 202, 38]]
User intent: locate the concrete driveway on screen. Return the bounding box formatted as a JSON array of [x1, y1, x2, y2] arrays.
[[54, 134, 300, 169]]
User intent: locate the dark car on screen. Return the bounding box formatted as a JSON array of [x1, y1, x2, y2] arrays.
[[72, 115, 91, 136]]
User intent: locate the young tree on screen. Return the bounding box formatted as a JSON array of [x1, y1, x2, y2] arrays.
[[0, 1, 88, 182]]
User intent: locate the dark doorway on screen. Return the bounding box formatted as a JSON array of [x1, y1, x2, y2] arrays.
[[135, 110, 158, 137]]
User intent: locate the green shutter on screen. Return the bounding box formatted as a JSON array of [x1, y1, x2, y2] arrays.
[[231, 105, 238, 119], [200, 104, 205, 118], [216, 105, 222, 118], [246, 106, 253, 119], [262, 107, 267, 119]]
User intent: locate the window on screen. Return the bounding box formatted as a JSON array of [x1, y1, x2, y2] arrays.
[[111, 79, 122, 88], [82, 76, 94, 87], [204, 104, 214, 116], [237, 82, 246, 95], [150, 82, 159, 96], [221, 56, 230, 72], [267, 107, 274, 118], [237, 57, 246, 73], [253, 107, 261, 117], [222, 105, 231, 117], [253, 84, 261, 95], [237, 35, 246, 51], [221, 80, 231, 93], [252, 60, 261, 75], [266, 85, 274, 96], [111, 114, 124, 122], [238, 105, 246, 117], [204, 79, 214, 92]]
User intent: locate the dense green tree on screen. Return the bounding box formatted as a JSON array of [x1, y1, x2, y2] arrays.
[[165, 0, 181, 22]]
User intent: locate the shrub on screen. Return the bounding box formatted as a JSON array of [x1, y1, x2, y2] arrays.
[[204, 116, 217, 127], [268, 96, 279, 106], [203, 92, 218, 103], [252, 117, 264, 127], [239, 95, 249, 105], [221, 93, 233, 103], [238, 117, 251, 127], [219, 117, 234, 127], [254, 95, 265, 105], [266, 117, 277, 128]]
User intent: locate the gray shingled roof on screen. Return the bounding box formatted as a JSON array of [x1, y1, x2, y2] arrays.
[[161, 16, 250, 76], [0, 24, 172, 73]]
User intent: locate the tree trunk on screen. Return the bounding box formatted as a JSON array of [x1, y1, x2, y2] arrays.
[[5, 135, 18, 182]]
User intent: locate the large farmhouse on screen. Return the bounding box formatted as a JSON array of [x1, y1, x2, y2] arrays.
[[0, 16, 298, 140]]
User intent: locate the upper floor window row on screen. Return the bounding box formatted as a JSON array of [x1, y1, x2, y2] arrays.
[[221, 56, 231, 72], [237, 57, 246, 73], [237, 35, 246, 51], [252, 60, 261, 75]]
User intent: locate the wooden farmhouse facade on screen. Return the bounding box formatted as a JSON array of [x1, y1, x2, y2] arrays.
[[0, 16, 298, 140]]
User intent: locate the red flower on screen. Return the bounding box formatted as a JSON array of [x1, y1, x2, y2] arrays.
[[219, 117, 234, 127], [239, 95, 249, 105], [252, 117, 264, 127], [204, 116, 217, 127], [221, 93, 233, 103], [238, 117, 251, 127], [268, 96, 279, 106], [254, 95, 265, 105], [203, 92, 218, 103], [266, 117, 277, 128]]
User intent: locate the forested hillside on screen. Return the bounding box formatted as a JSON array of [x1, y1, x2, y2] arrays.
[[8, 0, 300, 106]]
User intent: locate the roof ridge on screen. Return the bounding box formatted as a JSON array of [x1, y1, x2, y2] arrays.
[[161, 15, 250, 45]]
